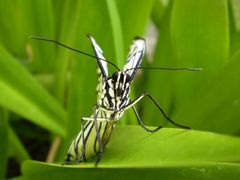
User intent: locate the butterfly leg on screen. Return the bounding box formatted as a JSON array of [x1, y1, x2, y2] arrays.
[[124, 92, 191, 130], [79, 117, 86, 162], [92, 106, 104, 166], [132, 105, 163, 132]]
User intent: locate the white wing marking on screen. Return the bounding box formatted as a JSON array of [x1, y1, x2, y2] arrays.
[[123, 37, 145, 80], [88, 35, 108, 79]]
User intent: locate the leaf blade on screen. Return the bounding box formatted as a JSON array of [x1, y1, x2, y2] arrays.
[[170, 0, 229, 116], [0, 45, 66, 136], [20, 161, 240, 180], [21, 126, 240, 179]]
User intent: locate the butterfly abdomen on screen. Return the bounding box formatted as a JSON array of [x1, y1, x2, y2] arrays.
[[64, 119, 115, 163]]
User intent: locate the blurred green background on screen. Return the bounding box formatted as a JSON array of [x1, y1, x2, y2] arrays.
[[1, 0, 240, 179]]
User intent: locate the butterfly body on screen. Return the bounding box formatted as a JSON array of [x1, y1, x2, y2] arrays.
[[64, 35, 145, 164], [99, 72, 131, 118], [64, 73, 133, 164]]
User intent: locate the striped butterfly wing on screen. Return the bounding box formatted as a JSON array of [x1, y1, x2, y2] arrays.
[[123, 37, 146, 81], [88, 34, 108, 78], [88, 34, 108, 100]]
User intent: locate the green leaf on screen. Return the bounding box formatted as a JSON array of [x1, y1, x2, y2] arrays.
[[20, 161, 240, 180], [104, 126, 240, 165], [176, 49, 240, 134], [0, 1, 27, 57], [21, 126, 240, 179], [106, 0, 124, 67], [170, 0, 229, 114], [0, 45, 66, 136]]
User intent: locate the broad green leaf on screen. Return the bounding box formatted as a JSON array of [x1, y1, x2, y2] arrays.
[[21, 162, 240, 180], [103, 126, 240, 165], [175, 50, 240, 134], [21, 126, 240, 179], [36, 126, 240, 164], [0, 45, 66, 136], [0, 108, 8, 179], [170, 0, 229, 116]]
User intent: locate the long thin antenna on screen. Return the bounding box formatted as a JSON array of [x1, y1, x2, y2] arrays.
[[29, 36, 120, 71], [126, 67, 203, 72]]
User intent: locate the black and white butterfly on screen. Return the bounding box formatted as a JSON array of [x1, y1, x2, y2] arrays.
[[63, 34, 192, 165], [30, 34, 201, 165]]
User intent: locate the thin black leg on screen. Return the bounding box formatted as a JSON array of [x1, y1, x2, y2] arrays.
[[93, 107, 103, 166], [132, 105, 163, 132], [98, 92, 190, 130], [122, 92, 190, 130], [80, 117, 86, 161], [142, 92, 190, 129]]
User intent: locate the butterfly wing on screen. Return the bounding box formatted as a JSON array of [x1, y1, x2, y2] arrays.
[[88, 34, 109, 101], [123, 37, 145, 81], [88, 34, 108, 79]]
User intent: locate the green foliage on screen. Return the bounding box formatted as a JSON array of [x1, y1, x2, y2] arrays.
[[20, 162, 240, 180], [0, 0, 240, 179], [0, 45, 66, 136], [20, 127, 240, 179]]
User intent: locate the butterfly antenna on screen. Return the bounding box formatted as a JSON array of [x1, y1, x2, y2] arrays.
[[29, 36, 120, 71], [126, 67, 203, 72]]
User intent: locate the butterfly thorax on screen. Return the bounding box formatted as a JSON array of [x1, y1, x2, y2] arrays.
[[97, 71, 131, 120]]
